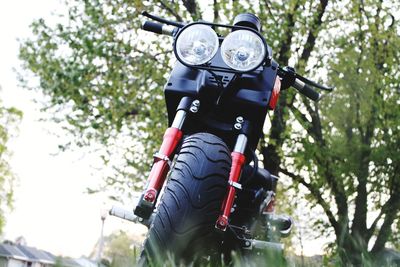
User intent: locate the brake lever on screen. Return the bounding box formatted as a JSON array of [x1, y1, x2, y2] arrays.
[[278, 66, 334, 92]]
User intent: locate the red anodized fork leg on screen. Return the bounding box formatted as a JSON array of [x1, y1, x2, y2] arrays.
[[143, 127, 183, 203], [216, 152, 246, 231], [216, 131, 248, 231]]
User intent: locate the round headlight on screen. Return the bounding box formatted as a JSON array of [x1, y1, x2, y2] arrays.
[[175, 24, 219, 66], [221, 30, 266, 72]]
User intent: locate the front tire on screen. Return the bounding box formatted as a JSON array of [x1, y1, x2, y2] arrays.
[[139, 133, 231, 265]]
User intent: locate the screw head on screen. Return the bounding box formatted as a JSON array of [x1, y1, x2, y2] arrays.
[[190, 106, 198, 113], [236, 116, 244, 123], [234, 123, 242, 130], [192, 100, 200, 107]]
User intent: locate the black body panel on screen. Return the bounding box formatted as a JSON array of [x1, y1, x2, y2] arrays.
[[164, 50, 279, 152]]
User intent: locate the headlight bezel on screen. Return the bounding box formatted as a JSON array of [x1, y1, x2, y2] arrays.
[[220, 29, 266, 72], [175, 24, 220, 66], [173, 21, 270, 73]]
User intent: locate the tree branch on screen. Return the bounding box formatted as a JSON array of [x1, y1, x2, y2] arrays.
[[213, 0, 219, 23], [279, 167, 340, 233], [182, 0, 201, 20], [298, 0, 329, 69], [158, 1, 184, 22]]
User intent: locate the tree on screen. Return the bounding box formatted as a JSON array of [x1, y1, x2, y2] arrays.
[[90, 230, 145, 267], [18, 0, 334, 198], [0, 87, 22, 233], [17, 0, 400, 264], [280, 1, 400, 264]]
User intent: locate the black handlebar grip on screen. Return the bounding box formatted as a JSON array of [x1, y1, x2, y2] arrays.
[[142, 21, 163, 34], [293, 78, 321, 101]]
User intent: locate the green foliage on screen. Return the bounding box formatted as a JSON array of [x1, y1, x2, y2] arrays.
[[282, 0, 400, 263], [102, 230, 143, 267], [17, 0, 339, 199], [0, 90, 22, 233], [17, 0, 400, 264]]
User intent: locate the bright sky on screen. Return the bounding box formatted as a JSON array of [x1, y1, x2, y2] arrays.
[[0, 0, 329, 259], [0, 0, 144, 258]]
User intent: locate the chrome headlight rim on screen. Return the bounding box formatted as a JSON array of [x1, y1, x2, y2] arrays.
[[220, 29, 267, 72], [174, 22, 269, 73], [174, 23, 219, 67]]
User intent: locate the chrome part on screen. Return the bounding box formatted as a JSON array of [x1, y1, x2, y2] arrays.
[[110, 206, 154, 228], [233, 134, 248, 153], [162, 25, 175, 36], [171, 110, 186, 129], [189, 99, 200, 113], [192, 99, 200, 107], [234, 123, 242, 130], [190, 106, 199, 113], [153, 152, 172, 167], [109, 206, 136, 222], [229, 180, 243, 190], [236, 116, 244, 123], [293, 78, 306, 90]]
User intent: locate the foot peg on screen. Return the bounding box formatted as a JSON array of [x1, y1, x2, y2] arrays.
[[110, 205, 153, 227]]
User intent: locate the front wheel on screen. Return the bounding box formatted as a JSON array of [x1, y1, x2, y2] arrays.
[[139, 133, 231, 266]]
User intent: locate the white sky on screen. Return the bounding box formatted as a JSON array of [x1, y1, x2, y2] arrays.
[[0, 0, 143, 258], [0, 0, 328, 259]]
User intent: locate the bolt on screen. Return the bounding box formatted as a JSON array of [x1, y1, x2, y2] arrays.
[[190, 106, 198, 113], [245, 241, 251, 247], [192, 100, 200, 107], [138, 217, 143, 222], [230, 207, 235, 213], [234, 123, 242, 130], [236, 116, 244, 123]]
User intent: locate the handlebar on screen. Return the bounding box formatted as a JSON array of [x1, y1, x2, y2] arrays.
[[140, 12, 333, 101]]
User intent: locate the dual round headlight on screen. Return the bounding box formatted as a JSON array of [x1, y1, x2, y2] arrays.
[[175, 24, 266, 72]]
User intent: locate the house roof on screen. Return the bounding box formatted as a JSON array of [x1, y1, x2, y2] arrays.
[[0, 243, 30, 261], [0, 243, 104, 267], [0, 243, 56, 264], [16, 244, 55, 264]]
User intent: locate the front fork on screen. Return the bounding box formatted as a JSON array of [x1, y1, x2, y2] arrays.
[[134, 97, 196, 219], [216, 121, 249, 231]]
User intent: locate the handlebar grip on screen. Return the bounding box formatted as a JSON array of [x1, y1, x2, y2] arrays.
[[142, 21, 164, 34], [293, 78, 321, 101]]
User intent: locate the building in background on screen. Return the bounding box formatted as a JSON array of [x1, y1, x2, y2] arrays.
[[0, 242, 100, 267]]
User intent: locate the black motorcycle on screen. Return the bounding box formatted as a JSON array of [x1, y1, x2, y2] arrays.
[[110, 11, 332, 266]]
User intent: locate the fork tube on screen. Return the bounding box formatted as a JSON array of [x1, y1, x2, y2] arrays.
[[216, 134, 247, 231], [143, 125, 183, 203], [135, 97, 194, 219]]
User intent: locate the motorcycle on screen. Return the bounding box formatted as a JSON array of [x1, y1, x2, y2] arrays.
[[110, 11, 332, 266]]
